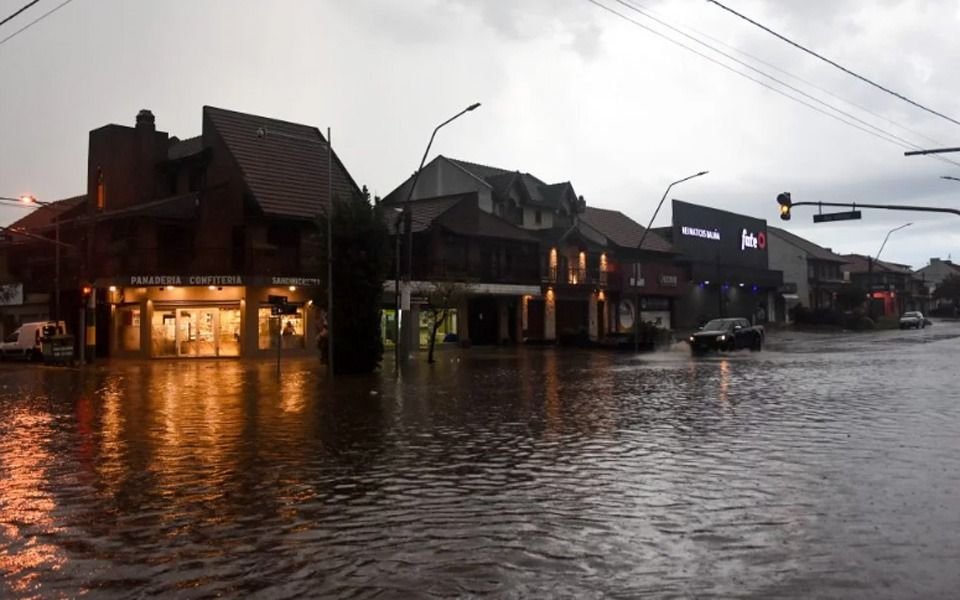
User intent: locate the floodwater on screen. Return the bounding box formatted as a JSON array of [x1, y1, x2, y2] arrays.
[[2, 323, 960, 598]]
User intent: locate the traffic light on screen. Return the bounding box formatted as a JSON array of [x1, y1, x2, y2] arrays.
[[777, 192, 792, 221]]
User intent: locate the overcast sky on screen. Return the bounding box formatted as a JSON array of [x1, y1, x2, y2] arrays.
[[1, 0, 958, 268]]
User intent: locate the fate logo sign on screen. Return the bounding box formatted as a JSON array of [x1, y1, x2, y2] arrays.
[[741, 229, 766, 251]]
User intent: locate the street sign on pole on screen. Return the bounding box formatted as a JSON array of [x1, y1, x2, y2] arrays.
[[813, 210, 862, 223]]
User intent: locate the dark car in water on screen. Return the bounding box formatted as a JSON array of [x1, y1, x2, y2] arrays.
[[688, 318, 764, 354]]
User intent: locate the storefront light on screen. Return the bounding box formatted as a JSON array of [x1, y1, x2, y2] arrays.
[[108, 285, 117, 292], [289, 285, 297, 292], [208, 285, 217, 291], [704, 280, 710, 285]]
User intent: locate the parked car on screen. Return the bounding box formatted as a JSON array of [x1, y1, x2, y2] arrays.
[[688, 318, 764, 354], [899, 311, 930, 329], [0, 321, 67, 361]]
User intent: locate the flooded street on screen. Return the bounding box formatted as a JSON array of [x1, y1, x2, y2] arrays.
[[2, 323, 960, 598]]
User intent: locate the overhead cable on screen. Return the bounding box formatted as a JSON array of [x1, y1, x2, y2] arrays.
[[705, 0, 960, 129]]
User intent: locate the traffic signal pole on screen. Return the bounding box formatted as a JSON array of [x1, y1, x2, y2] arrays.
[[777, 196, 960, 221]]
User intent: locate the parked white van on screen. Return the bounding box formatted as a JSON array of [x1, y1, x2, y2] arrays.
[[0, 321, 67, 360]]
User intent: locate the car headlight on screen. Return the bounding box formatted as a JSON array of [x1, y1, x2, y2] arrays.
[[689, 336, 695, 343], [719, 335, 726, 341]]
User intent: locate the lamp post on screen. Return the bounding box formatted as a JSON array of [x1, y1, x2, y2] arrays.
[[869, 222, 912, 317], [396, 102, 481, 368], [0, 195, 61, 321], [633, 171, 709, 352]]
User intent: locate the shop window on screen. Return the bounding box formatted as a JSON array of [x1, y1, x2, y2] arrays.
[[419, 309, 458, 348], [381, 309, 398, 348], [151, 309, 177, 356], [117, 305, 141, 352], [258, 305, 305, 350]]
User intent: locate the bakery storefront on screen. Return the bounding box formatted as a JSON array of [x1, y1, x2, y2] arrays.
[[100, 275, 321, 358]]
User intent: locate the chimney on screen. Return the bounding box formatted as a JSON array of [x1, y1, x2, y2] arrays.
[[135, 109, 156, 131]]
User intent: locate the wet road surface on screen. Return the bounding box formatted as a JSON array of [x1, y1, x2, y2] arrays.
[[1, 322, 959, 598]]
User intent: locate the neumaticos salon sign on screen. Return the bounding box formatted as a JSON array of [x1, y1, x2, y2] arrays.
[[672, 200, 769, 269]]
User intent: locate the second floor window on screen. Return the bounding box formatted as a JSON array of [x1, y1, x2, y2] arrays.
[[535, 209, 542, 225]]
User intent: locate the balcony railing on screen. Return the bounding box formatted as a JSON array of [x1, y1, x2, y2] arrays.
[[541, 267, 611, 287]]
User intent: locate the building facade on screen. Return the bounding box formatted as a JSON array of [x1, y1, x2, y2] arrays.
[[841, 254, 927, 317], [767, 226, 847, 320], [0, 107, 361, 359], [657, 200, 783, 329], [382, 157, 682, 348]]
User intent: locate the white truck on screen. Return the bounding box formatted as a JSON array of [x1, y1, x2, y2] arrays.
[[0, 321, 67, 361]]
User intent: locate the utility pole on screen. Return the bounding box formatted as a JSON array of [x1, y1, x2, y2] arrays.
[[327, 127, 334, 377]]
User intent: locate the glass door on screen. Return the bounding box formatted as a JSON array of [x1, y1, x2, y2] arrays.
[[196, 309, 217, 357], [178, 310, 197, 356], [152, 310, 177, 357], [218, 308, 241, 357]]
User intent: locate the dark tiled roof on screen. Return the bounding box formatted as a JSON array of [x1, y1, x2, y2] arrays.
[[841, 254, 914, 275], [204, 106, 359, 219], [446, 158, 512, 180], [447, 158, 571, 210], [8, 195, 86, 231], [384, 197, 462, 234], [440, 209, 538, 242], [538, 182, 574, 210], [768, 227, 846, 263], [167, 136, 203, 160], [385, 194, 537, 243], [580, 206, 673, 253]]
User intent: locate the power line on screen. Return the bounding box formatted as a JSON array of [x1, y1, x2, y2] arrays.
[[622, 0, 948, 150], [609, 0, 960, 169], [0, 0, 74, 48], [705, 0, 960, 129], [586, 0, 960, 169], [0, 0, 40, 28]]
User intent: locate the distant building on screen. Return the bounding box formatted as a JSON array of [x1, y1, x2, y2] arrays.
[[767, 227, 847, 319], [841, 254, 927, 316], [916, 258, 960, 302], [0, 107, 360, 358], [0, 195, 85, 336]]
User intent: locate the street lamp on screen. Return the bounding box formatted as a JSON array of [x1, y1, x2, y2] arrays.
[[0, 194, 62, 321], [396, 102, 481, 368], [869, 222, 912, 318], [633, 171, 709, 351], [876, 222, 912, 262]]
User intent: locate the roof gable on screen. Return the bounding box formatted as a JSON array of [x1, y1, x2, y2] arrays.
[[768, 227, 846, 263], [579, 206, 673, 253], [204, 106, 360, 219]]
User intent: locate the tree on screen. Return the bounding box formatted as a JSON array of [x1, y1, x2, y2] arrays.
[[317, 186, 389, 374], [933, 274, 960, 305], [424, 281, 466, 364]]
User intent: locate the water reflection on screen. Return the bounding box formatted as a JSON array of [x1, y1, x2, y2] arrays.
[[0, 328, 958, 597], [0, 407, 66, 595]]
